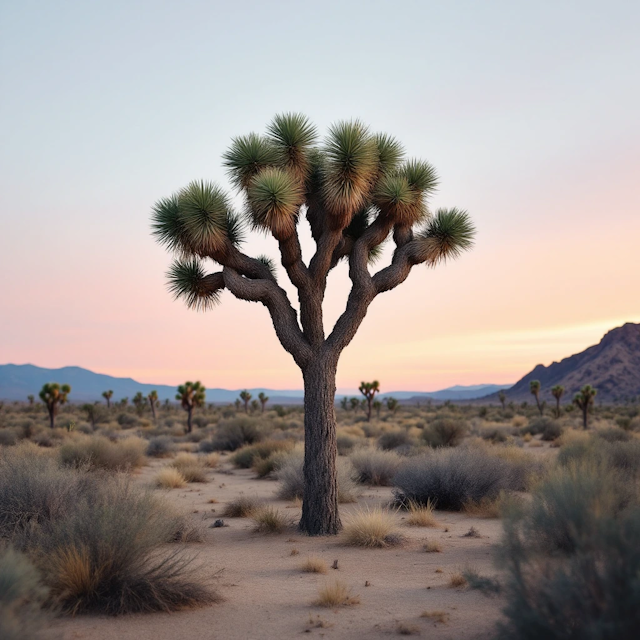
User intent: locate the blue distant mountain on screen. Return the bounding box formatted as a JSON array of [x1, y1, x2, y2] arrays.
[[0, 363, 510, 404]]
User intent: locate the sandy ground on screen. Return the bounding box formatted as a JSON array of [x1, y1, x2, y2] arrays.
[[50, 456, 507, 640]]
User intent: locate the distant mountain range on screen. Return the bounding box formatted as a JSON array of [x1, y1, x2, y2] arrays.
[[0, 363, 508, 404], [488, 322, 640, 404]]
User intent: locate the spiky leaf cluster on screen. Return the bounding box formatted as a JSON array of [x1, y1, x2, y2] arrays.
[[167, 258, 222, 311], [413, 208, 475, 266], [176, 381, 206, 409]]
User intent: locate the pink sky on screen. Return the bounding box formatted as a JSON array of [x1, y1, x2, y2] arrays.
[[1, 2, 639, 393]]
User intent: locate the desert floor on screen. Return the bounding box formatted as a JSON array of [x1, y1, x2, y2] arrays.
[[48, 456, 508, 640]]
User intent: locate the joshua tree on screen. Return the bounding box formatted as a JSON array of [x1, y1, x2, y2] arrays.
[[234, 399, 242, 411], [529, 380, 543, 416], [349, 397, 360, 412], [258, 392, 269, 413], [147, 390, 159, 422], [82, 403, 101, 430], [250, 398, 260, 413], [373, 399, 382, 419], [239, 390, 252, 414], [176, 381, 206, 433], [102, 390, 113, 409], [152, 114, 474, 534], [339, 397, 348, 411], [385, 397, 399, 413], [498, 390, 506, 410], [39, 382, 71, 429], [359, 380, 380, 421], [573, 385, 597, 430], [132, 392, 146, 416], [551, 385, 564, 418], [164, 398, 171, 409], [27, 394, 35, 406]]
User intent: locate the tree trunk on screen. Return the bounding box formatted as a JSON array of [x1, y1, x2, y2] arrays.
[[366, 398, 372, 421], [187, 406, 193, 433], [582, 406, 588, 430], [48, 404, 55, 429], [106, 398, 111, 409], [150, 401, 156, 422], [299, 357, 340, 536]]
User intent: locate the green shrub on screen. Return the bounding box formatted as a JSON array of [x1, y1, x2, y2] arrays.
[[422, 418, 468, 447]]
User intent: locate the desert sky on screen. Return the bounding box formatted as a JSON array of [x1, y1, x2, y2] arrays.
[[1, 1, 639, 393]]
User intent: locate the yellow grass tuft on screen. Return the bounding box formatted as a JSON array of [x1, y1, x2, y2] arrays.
[[462, 495, 502, 518], [252, 506, 290, 534], [300, 556, 328, 574], [202, 452, 220, 468], [155, 466, 187, 489], [171, 453, 207, 482], [48, 544, 97, 612], [315, 580, 360, 607], [223, 495, 262, 518], [405, 499, 438, 527], [343, 506, 402, 548]]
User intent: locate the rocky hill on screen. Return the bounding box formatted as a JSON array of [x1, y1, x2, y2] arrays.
[[499, 322, 640, 404]]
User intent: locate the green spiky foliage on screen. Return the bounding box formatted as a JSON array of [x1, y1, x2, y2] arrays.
[[529, 380, 543, 416], [573, 385, 597, 430], [39, 383, 71, 429], [239, 390, 252, 414], [258, 392, 269, 414], [102, 390, 113, 409], [498, 390, 506, 410], [385, 397, 399, 413], [147, 390, 159, 422], [551, 385, 565, 418], [349, 397, 360, 411], [132, 392, 146, 416], [176, 381, 206, 434], [151, 114, 475, 536], [358, 380, 380, 422]]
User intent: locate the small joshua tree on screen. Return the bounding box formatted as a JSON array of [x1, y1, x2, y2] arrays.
[[385, 397, 399, 413], [239, 390, 252, 414], [250, 399, 259, 413], [39, 383, 71, 429], [349, 397, 360, 412], [27, 394, 34, 406], [132, 392, 146, 416], [258, 392, 269, 413], [373, 399, 382, 419], [82, 403, 100, 430], [119, 397, 129, 408], [573, 385, 597, 430], [498, 390, 506, 410], [152, 114, 474, 534], [176, 381, 206, 433], [147, 390, 159, 422], [339, 397, 348, 411], [102, 390, 113, 409], [551, 385, 564, 418], [529, 380, 543, 416], [234, 399, 242, 412], [359, 380, 380, 421]]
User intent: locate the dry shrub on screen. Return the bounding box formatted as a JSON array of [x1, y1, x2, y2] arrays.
[[422, 418, 468, 448], [210, 417, 264, 451], [222, 495, 262, 518], [421, 610, 449, 623], [462, 495, 503, 518], [60, 435, 146, 471], [171, 453, 207, 483], [155, 467, 187, 489], [349, 447, 401, 486], [315, 580, 360, 607], [300, 556, 328, 574], [231, 439, 294, 469], [448, 573, 468, 588], [405, 499, 438, 527], [202, 452, 220, 468], [378, 429, 413, 451], [397, 622, 421, 635], [252, 506, 290, 534], [343, 506, 402, 548], [146, 436, 175, 458]]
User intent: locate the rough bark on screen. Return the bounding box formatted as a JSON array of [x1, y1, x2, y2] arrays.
[[186, 406, 193, 433], [299, 355, 341, 535], [47, 404, 55, 429]]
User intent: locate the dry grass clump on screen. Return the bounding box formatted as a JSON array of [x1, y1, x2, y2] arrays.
[[202, 452, 220, 468], [231, 439, 294, 469], [59, 435, 146, 471], [397, 622, 421, 635], [314, 580, 360, 607], [0, 447, 215, 616], [422, 418, 469, 448], [343, 506, 402, 548], [170, 453, 207, 483], [300, 556, 328, 574], [448, 572, 468, 588], [155, 467, 187, 489], [222, 495, 262, 518], [423, 539, 442, 553], [146, 436, 175, 458], [405, 499, 438, 527], [421, 610, 449, 623], [251, 506, 290, 534], [349, 447, 401, 486]]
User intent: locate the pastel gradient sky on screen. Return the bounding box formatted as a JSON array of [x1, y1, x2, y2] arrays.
[[1, 1, 639, 393]]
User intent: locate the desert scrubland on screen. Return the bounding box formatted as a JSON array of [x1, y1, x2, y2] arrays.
[[1, 399, 640, 639]]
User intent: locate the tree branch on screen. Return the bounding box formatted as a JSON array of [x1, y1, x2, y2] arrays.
[[222, 267, 313, 368]]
